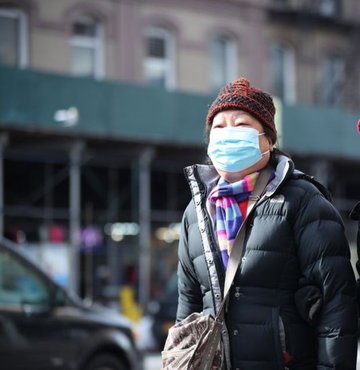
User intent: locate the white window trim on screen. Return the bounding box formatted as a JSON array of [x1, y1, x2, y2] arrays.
[[283, 47, 296, 104], [225, 39, 238, 83], [0, 8, 28, 68], [319, 0, 337, 16], [271, 44, 296, 105], [70, 21, 104, 80], [211, 35, 238, 90], [144, 27, 176, 90]]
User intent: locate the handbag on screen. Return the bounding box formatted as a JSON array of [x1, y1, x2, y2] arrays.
[[161, 167, 271, 370]]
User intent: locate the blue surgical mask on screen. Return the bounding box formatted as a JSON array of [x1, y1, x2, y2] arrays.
[[207, 127, 268, 172]]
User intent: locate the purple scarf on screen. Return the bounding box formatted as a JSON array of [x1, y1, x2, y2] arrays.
[[209, 172, 259, 269]]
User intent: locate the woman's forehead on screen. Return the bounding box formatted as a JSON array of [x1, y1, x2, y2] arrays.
[[214, 110, 254, 120], [212, 110, 263, 130]]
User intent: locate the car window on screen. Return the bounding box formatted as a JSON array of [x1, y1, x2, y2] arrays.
[[0, 249, 50, 308]]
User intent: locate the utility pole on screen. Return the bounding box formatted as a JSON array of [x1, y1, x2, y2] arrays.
[[138, 148, 154, 310], [0, 134, 8, 238], [69, 141, 85, 294]]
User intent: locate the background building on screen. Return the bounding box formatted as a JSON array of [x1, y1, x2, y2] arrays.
[[0, 0, 359, 310]]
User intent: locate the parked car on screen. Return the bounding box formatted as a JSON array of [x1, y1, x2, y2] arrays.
[[0, 238, 143, 370]]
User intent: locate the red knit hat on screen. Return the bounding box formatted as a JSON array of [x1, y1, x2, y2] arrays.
[[206, 77, 276, 132], [357, 119, 360, 134]]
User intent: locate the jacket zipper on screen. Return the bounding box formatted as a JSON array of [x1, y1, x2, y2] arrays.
[[279, 315, 291, 370]]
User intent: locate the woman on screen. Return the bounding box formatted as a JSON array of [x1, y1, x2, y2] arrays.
[[176, 78, 357, 369]]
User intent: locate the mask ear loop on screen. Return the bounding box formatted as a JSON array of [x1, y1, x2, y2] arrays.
[[259, 132, 273, 157]]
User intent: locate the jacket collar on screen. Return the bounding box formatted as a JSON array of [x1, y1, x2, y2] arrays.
[[184, 154, 295, 198], [264, 154, 294, 197]]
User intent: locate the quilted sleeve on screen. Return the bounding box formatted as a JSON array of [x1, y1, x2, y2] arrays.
[[176, 208, 203, 322], [294, 190, 358, 370]]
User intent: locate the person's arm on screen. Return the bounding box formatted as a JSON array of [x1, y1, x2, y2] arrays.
[[294, 189, 358, 369], [176, 209, 203, 322]]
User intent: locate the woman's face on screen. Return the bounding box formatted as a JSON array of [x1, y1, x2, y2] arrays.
[[210, 109, 273, 182]]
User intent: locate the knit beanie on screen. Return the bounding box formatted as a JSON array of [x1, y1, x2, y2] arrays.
[[206, 77, 276, 133]]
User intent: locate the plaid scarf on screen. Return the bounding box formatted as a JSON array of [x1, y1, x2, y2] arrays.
[[209, 172, 259, 269]]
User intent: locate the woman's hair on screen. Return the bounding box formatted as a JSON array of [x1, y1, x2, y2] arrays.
[[262, 124, 291, 166], [204, 118, 291, 165]]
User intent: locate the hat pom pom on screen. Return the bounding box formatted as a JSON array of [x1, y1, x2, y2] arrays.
[[357, 119, 360, 133]]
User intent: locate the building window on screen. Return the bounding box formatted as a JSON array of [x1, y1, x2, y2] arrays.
[[321, 55, 344, 107], [70, 15, 104, 79], [319, 0, 339, 16], [270, 44, 296, 104], [0, 8, 28, 68], [211, 35, 237, 91], [273, 0, 340, 14], [144, 27, 176, 90]]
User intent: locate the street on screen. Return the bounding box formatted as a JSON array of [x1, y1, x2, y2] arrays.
[[144, 353, 162, 370], [143, 346, 360, 370]]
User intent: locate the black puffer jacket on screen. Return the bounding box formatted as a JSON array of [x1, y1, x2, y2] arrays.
[[176, 155, 357, 370]]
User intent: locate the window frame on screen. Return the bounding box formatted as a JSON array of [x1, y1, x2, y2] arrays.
[[70, 16, 104, 80], [270, 43, 296, 104], [0, 7, 28, 68], [143, 26, 176, 90], [319, 0, 339, 16], [210, 34, 238, 92]]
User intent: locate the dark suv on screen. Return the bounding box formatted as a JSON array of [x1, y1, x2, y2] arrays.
[[0, 238, 143, 370]]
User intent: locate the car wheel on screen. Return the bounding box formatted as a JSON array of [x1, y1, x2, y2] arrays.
[[84, 354, 127, 370]]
